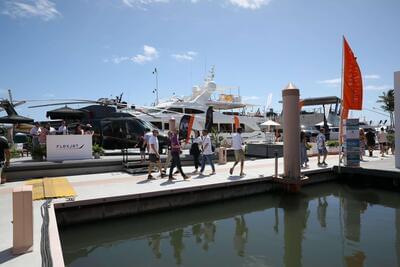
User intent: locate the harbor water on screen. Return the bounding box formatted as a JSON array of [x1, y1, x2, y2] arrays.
[[60, 182, 400, 267]]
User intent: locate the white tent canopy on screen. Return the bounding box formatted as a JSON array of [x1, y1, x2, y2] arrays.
[[261, 120, 281, 127], [315, 121, 333, 126]]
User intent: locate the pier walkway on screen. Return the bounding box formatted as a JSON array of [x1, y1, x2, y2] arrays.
[[0, 152, 397, 266]]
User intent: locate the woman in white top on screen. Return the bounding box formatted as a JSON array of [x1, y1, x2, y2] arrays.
[[377, 127, 387, 157], [199, 129, 215, 176]]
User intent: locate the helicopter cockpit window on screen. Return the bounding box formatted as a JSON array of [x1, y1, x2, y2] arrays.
[[126, 120, 144, 136], [102, 121, 112, 137]]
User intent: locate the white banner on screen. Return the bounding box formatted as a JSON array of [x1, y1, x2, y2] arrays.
[[46, 135, 93, 161]]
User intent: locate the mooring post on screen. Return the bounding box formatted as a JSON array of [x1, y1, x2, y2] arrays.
[[13, 185, 33, 255], [395, 71, 400, 169], [282, 83, 301, 192]]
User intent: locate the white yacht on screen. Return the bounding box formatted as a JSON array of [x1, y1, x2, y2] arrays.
[[131, 67, 266, 142]]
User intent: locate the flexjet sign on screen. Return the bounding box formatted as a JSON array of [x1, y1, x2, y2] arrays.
[[56, 144, 85, 150], [47, 135, 92, 161]]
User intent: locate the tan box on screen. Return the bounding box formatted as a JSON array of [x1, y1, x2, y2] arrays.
[[12, 185, 33, 255]]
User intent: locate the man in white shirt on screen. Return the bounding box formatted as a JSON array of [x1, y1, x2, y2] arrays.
[[199, 129, 215, 176], [377, 127, 387, 157], [230, 128, 245, 177], [143, 128, 153, 153], [147, 129, 165, 180], [58, 121, 68, 135], [30, 122, 41, 150]]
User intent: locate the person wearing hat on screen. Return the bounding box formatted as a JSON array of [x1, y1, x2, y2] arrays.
[[84, 124, 94, 135], [0, 128, 10, 184]]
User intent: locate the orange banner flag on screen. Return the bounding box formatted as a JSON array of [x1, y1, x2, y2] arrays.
[[342, 37, 363, 111], [186, 114, 195, 143], [234, 115, 240, 130]]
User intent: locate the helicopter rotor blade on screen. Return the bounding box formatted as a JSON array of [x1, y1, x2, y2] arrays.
[[28, 101, 99, 108]]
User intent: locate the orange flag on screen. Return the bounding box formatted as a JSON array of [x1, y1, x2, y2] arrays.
[[234, 115, 240, 130], [342, 37, 363, 116], [186, 114, 195, 143]]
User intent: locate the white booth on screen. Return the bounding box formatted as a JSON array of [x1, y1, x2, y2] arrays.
[[46, 135, 93, 161]]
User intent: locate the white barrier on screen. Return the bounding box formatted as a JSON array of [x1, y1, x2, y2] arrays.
[[46, 135, 93, 161]]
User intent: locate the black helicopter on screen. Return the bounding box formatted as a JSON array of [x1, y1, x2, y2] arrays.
[[29, 94, 167, 150], [0, 89, 34, 124]]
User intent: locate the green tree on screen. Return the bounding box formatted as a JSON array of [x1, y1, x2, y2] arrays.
[[376, 89, 394, 127]]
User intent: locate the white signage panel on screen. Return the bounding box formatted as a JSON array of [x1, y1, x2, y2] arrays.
[[46, 135, 93, 161], [395, 71, 400, 169]]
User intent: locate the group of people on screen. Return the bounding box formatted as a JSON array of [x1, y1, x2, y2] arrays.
[[140, 127, 246, 181], [361, 127, 394, 158], [30, 121, 94, 148], [300, 128, 328, 168], [299, 126, 395, 168]]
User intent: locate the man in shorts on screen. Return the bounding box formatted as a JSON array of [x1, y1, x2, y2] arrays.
[[317, 128, 328, 166], [230, 127, 245, 177], [147, 129, 165, 180]]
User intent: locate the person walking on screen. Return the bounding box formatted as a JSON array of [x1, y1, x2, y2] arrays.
[[147, 129, 165, 180], [168, 130, 190, 181], [317, 128, 328, 166], [365, 129, 376, 157], [377, 127, 387, 157], [137, 134, 146, 163], [229, 127, 245, 177], [199, 129, 215, 176], [300, 131, 309, 168], [359, 129, 366, 161], [190, 131, 201, 173], [0, 129, 10, 184], [163, 131, 173, 174]]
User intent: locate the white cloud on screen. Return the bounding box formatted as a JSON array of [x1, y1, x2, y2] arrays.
[[132, 45, 158, 64], [365, 84, 392, 91], [243, 96, 260, 101], [112, 56, 130, 64], [228, 0, 271, 10], [317, 78, 341, 86], [171, 51, 197, 61], [2, 0, 60, 21], [365, 74, 380, 80], [122, 0, 271, 9], [106, 45, 159, 64], [122, 0, 169, 8]]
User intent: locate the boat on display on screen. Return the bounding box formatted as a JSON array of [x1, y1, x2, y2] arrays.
[[131, 67, 267, 143]]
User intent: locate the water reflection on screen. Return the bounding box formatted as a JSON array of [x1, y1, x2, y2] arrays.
[[60, 183, 400, 267], [234, 216, 248, 257]]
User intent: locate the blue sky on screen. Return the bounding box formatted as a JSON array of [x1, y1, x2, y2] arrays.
[[0, 0, 399, 122]]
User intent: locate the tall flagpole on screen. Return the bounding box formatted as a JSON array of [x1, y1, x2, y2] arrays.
[[338, 36, 345, 171]]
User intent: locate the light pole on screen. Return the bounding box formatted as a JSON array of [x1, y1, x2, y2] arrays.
[[153, 68, 159, 106]]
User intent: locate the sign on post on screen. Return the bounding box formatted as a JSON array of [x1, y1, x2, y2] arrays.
[[343, 118, 360, 167], [46, 135, 93, 161]]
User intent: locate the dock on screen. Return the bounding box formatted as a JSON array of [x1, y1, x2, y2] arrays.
[[0, 153, 398, 266]]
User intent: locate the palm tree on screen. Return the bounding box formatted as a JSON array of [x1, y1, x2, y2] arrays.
[[376, 89, 395, 127]]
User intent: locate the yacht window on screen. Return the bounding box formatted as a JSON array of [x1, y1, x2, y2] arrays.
[[185, 108, 204, 114], [164, 123, 169, 130], [220, 123, 233, 133], [167, 107, 183, 113], [151, 121, 162, 130]]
